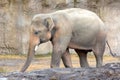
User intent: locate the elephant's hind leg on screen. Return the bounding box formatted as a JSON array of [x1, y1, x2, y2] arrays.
[[93, 39, 106, 67], [75, 49, 89, 68]]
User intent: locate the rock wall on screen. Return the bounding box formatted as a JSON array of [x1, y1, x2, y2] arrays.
[[0, 0, 120, 55], [1, 63, 120, 80]]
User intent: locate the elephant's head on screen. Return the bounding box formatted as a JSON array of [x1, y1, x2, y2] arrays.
[[20, 16, 54, 72]]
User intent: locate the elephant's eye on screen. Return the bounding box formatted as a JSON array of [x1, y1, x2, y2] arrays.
[[34, 31, 41, 35], [34, 32, 38, 35]]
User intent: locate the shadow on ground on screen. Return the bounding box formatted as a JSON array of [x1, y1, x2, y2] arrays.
[[0, 63, 120, 80]]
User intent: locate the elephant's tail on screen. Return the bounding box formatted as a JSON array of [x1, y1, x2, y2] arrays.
[[106, 41, 117, 57]]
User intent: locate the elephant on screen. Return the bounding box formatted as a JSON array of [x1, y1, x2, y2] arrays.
[[20, 8, 109, 72]]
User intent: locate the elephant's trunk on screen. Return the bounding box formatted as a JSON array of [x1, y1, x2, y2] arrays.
[[20, 45, 35, 72], [20, 33, 39, 72]]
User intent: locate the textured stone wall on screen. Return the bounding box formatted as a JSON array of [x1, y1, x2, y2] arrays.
[[0, 0, 120, 55], [1, 63, 120, 80]]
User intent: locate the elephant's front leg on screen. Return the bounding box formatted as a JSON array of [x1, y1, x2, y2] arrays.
[[50, 35, 71, 68], [51, 44, 69, 68], [50, 24, 72, 68], [62, 48, 73, 68]]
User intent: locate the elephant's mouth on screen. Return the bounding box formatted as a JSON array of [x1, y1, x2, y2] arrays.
[[40, 38, 50, 44], [40, 39, 44, 43], [34, 38, 49, 52]]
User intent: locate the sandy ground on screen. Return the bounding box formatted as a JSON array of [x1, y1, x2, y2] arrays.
[[0, 54, 119, 73]]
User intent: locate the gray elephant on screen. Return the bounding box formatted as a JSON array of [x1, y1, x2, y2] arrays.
[[20, 8, 111, 72]]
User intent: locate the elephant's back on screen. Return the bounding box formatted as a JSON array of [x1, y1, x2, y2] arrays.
[[51, 8, 97, 18], [51, 8, 103, 26]]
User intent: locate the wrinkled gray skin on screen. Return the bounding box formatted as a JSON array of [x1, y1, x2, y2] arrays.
[[20, 8, 107, 72]]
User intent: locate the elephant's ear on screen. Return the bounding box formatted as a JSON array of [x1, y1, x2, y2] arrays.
[[45, 17, 54, 31]]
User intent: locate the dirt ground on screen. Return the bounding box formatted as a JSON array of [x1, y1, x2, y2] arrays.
[[0, 54, 119, 73]]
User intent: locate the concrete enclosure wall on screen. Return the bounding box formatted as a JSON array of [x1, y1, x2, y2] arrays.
[[0, 0, 120, 56]]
